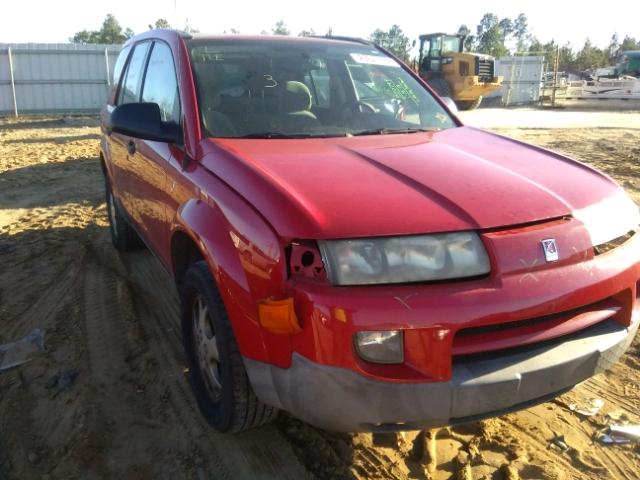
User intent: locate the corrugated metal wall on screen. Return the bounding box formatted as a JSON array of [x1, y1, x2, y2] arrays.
[[487, 56, 545, 105], [0, 43, 122, 115]]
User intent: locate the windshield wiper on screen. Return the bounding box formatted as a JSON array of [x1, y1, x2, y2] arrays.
[[237, 132, 347, 139], [238, 132, 306, 139], [350, 127, 438, 136]]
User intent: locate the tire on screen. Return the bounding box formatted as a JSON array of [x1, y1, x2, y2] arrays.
[[105, 181, 141, 251], [455, 96, 483, 111], [426, 78, 452, 98], [180, 261, 277, 432]]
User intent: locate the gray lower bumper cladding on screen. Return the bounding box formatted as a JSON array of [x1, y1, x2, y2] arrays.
[[244, 319, 639, 432]]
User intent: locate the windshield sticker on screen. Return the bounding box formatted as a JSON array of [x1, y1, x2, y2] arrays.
[[350, 53, 400, 68], [382, 78, 420, 103]]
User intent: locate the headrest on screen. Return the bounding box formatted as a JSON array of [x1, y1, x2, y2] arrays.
[[281, 81, 312, 113]]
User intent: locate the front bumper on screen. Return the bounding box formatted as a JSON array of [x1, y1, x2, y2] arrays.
[[245, 317, 638, 431], [456, 75, 503, 100]]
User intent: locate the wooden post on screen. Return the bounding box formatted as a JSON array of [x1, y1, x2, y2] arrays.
[[551, 45, 560, 107], [7, 47, 18, 117]]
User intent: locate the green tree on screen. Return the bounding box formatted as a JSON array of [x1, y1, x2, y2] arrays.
[[513, 13, 529, 52], [475, 13, 509, 57], [71, 14, 133, 44], [298, 28, 316, 37], [456, 25, 474, 52], [619, 35, 640, 52], [574, 38, 606, 71], [272, 20, 290, 35], [149, 18, 171, 30], [370, 24, 411, 62], [605, 33, 620, 63]]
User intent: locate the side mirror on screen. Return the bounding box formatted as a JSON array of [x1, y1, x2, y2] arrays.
[[441, 96, 458, 113], [108, 102, 181, 143]]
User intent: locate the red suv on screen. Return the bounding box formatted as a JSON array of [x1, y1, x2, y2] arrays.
[[100, 30, 640, 433]]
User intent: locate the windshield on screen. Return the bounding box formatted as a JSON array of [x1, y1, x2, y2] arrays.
[[188, 39, 457, 138]]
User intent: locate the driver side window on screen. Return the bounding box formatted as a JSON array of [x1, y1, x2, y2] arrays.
[[141, 41, 181, 124]]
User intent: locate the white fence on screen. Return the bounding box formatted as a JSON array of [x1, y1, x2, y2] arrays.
[[0, 43, 122, 116]]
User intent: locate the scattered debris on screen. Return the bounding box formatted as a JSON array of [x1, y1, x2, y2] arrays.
[[0, 329, 46, 372], [598, 425, 640, 444], [569, 397, 605, 417], [549, 434, 570, 451]]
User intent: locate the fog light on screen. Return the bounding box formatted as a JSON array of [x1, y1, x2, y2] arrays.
[[354, 330, 404, 364]]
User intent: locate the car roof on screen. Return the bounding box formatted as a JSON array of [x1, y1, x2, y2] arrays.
[[188, 34, 372, 47], [124, 29, 374, 49]]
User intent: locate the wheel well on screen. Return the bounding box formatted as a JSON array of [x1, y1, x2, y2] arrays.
[[171, 231, 205, 286]]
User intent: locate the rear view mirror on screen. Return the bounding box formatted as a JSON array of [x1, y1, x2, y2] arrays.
[[108, 103, 181, 144], [441, 97, 458, 113]]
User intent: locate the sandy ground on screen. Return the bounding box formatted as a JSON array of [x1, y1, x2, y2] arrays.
[[459, 107, 640, 130], [0, 112, 639, 480]]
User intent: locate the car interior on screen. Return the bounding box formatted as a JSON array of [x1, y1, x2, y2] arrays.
[[189, 42, 456, 138]]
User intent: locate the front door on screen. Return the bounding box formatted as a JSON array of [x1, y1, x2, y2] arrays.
[[130, 40, 182, 266]]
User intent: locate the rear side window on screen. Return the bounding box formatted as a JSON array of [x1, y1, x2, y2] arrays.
[[112, 44, 131, 86], [118, 42, 150, 105], [141, 42, 181, 123]]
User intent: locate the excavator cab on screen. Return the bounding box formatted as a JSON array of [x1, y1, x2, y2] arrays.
[[416, 32, 502, 110]]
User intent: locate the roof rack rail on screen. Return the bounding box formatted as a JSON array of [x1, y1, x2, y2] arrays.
[[309, 35, 373, 46]]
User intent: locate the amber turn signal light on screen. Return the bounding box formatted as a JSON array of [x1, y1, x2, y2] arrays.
[[258, 298, 302, 334]]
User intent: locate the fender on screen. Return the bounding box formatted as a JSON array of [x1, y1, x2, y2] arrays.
[[172, 185, 295, 368]]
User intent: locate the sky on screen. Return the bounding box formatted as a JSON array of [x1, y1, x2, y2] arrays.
[[1, 0, 637, 51]]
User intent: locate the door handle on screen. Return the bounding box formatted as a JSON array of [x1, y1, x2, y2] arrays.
[[127, 140, 136, 155]]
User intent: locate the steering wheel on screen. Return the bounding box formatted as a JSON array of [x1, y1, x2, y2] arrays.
[[341, 100, 377, 115], [338, 100, 377, 126]]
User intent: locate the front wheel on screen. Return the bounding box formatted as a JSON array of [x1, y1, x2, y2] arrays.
[[180, 261, 277, 432], [455, 96, 483, 111]]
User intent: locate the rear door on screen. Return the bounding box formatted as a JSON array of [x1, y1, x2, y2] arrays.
[[101, 43, 131, 189], [129, 40, 182, 265], [108, 41, 151, 220]]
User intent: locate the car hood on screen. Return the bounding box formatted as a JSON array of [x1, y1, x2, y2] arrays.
[[203, 126, 624, 239]]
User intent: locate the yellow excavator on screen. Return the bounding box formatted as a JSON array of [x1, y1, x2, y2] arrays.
[[418, 33, 502, 110]]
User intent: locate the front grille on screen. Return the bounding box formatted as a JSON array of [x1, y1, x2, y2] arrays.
[[452, 295, 623, 357], [475, 58, 494, 81], [593, 230, 636, 255]]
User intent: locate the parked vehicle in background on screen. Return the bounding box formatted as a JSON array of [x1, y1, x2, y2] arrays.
[[100, 29, 640, 433], [616, 50, 640, 77], [417, 32, 503, 110]]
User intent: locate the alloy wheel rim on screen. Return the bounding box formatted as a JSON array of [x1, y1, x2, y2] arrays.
[[192, 293, 222, 401]]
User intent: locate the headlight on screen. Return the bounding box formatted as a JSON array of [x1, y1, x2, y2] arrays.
[[319, 232, 490, 285], [354, 330, 403, 364]]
